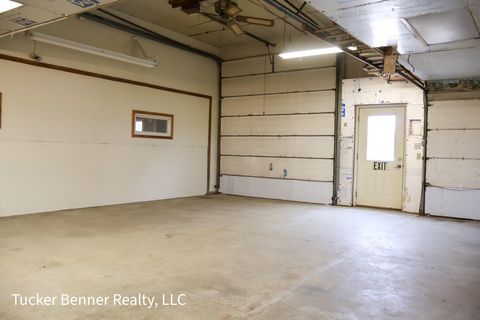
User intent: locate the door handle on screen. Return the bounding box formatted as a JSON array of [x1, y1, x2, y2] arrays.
[[395, 164, 402, 169]]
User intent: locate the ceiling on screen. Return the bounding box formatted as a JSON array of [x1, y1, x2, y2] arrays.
[[110, 0, 327, 47], [110, 0, 480, 80], [307, 0, 480, 80], [1, 0, 479, 81]]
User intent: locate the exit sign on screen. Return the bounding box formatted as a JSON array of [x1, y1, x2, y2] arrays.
[[373, 162, 387, 170]]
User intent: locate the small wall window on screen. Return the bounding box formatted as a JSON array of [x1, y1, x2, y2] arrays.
[[132, 110, 173, 139]]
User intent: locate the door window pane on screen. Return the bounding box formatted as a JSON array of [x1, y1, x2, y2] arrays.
[[366, 115, 396, 161]]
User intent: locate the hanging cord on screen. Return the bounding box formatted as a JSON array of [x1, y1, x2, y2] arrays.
[[247, 0, 307, 34], [28, 40, 41, 61], [263, 45, 268, 115], [131, 37, 149, 58], [407, 54, 415, 72], [282, 12, 287, 52], [266, 44, 274, 71]]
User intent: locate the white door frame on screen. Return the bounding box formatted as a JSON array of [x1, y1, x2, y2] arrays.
[[352, 103, 407, 209]]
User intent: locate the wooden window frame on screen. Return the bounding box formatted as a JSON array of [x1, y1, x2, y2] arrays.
[[131, 110, 174, 139]]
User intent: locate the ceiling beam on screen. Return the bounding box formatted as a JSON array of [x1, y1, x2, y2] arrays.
[[261, 0, 426, 90]]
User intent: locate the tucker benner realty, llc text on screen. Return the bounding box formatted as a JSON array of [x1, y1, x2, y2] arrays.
[[12, 293, 186, 309]]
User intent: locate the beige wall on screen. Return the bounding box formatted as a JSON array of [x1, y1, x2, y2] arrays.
[[0, 16, 219, 216]]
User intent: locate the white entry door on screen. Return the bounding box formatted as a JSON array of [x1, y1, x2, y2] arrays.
[[356, 106, 405, 209]]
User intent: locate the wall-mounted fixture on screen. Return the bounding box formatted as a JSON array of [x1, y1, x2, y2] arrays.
[[279, 47, 342, 59], [0, 0, 22, 14], [28, 32, 157, 68]]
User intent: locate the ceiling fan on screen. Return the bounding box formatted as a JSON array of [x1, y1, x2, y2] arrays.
[[169, 0, 275, 35]]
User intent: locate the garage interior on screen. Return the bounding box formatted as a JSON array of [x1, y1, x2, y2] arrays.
[[0, 0, 479, 319]]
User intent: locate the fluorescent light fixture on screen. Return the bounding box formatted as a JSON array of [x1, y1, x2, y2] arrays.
[[0, 0, 23, 14], [29, 32, 157, 68], [279, 47, 342, 59], [236, 16, 274, 27]]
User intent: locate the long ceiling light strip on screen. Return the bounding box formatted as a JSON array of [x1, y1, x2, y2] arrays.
[[29, 32, 157, 68], [279, 47, 343, 59], [0, 0, 22, 14]]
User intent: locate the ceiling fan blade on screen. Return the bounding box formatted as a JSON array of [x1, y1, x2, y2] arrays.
[[199, 12, 244, 36], [227, 19, 244, 35], [235, 15, 275, 27]]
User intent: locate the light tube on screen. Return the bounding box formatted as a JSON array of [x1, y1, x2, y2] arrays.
[[29, 32, 157, 68], [0, 0, 23, 14], [279, 47, 342, 59]]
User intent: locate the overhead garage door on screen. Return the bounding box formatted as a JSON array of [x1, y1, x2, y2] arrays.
[[425, 99, 480, 219], [219, 55, 336, 204]]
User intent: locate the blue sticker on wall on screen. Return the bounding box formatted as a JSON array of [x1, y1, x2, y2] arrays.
[[341, 103, 346, 117], [67, 0, 101, 8]]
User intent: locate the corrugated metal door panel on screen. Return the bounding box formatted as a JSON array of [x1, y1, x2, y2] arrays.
[[221, 136, 334, 158], [222, 91, 335, 116], [426, 159, 480, 189], [425, 187, 480, 220], [220, 175, 333, 204], [429, 100, 480, 129], [428, 130, 480, 158], [220, 157, 333, 181], [222, 55, 336, 78], [265, 68, 336, 93], [222, 68, 336, 96], [221, 114, 335, 136]]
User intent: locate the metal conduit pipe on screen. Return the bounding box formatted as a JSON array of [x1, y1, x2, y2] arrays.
[[419, 90, 429, 214], [216, 63, 223, 193], [80, 12, 221, 62]]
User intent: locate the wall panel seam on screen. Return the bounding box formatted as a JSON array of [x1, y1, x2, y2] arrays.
[[221, 155, 333, 160], [221, 65, 336, 79], [222, 88, 335, 99], [221, 112, 334, 118], [220, 174, 333, 183]]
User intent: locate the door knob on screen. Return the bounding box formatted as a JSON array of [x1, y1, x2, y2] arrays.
[[395, 164, 402, 169]]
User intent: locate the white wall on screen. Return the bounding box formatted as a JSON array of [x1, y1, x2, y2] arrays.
[[340, 77, 424, 213], [425, 97, 480, 220], [0, 16, 219, 216], [219, 52, 337, 204]]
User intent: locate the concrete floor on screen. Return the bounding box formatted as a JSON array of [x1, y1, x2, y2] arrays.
[[0, 195, 479, 320]]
